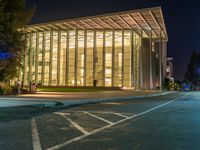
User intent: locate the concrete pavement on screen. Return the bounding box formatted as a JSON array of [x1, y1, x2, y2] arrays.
[[1, 90, 163, 100], [2, 92, 199, 150], [0, 90, 173, 108], [0, 99, 53, 108]]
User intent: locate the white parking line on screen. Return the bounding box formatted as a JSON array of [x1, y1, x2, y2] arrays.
[[83, 111, 114, 125], [113, 112, 130, 118], [76, 110, 114, 114], [55, 112, 90, 135], [31, 117, 42, 150], [81, 111, 130, 118], [47, 93, 188, 150]]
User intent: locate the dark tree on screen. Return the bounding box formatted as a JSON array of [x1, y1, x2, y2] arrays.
[[184, 51, 200, 85], [0, 0, 34, 82]]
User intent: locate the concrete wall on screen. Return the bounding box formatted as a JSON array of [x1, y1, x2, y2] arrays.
[[141, 38, 151, 90], [140, 38, 167, 90], [152, 42, 160, 89]]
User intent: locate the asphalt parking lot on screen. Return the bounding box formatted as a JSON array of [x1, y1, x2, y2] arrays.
[[1, 92, 200, 150]]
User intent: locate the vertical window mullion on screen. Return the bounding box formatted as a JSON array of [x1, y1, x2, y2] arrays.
[[102, 30, 106, 87], [29, 33, 32, 84], [131, 29, 134, 88], [75, 30, 78, 86], [93, 30, 96, 82], [112, 30, 115, 87], [35, 32, 39, 84], [150, 30, 153, 89], [41, 32, 45, 85], [49, 30, 53, 86], [66, 30, 69, 86], [57, 30, 61, 86], [84, 30, 87, 86], [122, 30, 124, 87], [139, 30, 143, 89]]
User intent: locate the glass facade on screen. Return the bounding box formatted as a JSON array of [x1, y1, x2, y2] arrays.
[[60, 31, 67, 86], [114, 30, 122, 87], [123, 30, 132, 87], [24, 29, 142, 88], [25, 34, 30, 85], [96, 31, 103, 86], [86, 30, 94, 86], [21, 8, 167, 90], [38, 32, 43, 85], [133, 32, 141, 89], [44, 31, 50, 85], [68, 30, 75, 86], [77, 30, 85, 86], [52, 31, 58, 85], [105, 31, 113, 87]]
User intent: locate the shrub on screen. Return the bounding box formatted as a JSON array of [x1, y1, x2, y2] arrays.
[[0, 87, 4, 95], [0, 83, 13, 95]]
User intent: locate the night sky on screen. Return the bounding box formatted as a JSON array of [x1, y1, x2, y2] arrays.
[[26, 0, 200, 80]]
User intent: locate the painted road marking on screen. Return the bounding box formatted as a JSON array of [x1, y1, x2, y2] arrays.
[[101, 102, 124, 105], [76, 110, 114, 114], [55, 112, 90, 135], [113, 112, 130, 118], [83, 111, 114, 125], [47, 93, 189, 150], [62, 110, 131, 121], [31, 117, 42, 150]]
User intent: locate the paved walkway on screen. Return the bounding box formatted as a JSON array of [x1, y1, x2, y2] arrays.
[[0, 90, 173, 108], [0, 99, 49, 108], [1, 90, 162, 101]]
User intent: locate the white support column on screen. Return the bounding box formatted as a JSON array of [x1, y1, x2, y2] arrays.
[[65, 29, 69, 86], [23, 34, 28, 86], [121, 29, 124, 87], [29, 33, 32, 84], [140, 30, 143, 90], [112, 30, 115, 87], [150, 30, 153, 89], [35, 32, 39, 85], [23, 50, 26, 86], [131, 29, 134, 88], [57, 30, 61, 86], [74, 30, 78, 86], [84, 30, 87, 86], [93, 30, 97, 83], [49, 30, 53, 86], [102, 30, 106, 87], [159, 30, 163, 91], [41, 31, 45, 85]]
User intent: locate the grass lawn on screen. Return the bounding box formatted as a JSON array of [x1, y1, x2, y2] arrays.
[[37, 87, 109, 92]]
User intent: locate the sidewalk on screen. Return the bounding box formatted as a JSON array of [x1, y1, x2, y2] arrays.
[[0, 90, 175, 108]]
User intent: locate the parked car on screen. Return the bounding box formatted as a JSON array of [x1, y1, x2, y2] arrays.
[[183, 84, 190, 91]]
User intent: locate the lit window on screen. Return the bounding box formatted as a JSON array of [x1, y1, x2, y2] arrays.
[[152, 42, 155, 52], [105, 69, 111, 75], [106, 53, 112, 67], [118, 53, 122, 68]]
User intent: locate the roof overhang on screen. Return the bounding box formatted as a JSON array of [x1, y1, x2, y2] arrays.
[[25, 7, 168, 41]]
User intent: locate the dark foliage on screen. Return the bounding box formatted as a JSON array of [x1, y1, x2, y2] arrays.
[[184, 51, 200, 85], [0, 0, 34, 82]]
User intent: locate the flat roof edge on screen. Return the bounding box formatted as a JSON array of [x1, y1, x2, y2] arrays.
[[26, 6, 163, 27]]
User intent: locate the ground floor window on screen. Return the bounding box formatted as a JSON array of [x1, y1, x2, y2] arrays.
[[23, 30, 141, 88]]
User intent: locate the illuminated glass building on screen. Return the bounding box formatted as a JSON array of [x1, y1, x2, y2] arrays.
[[22, 7, 168, 90]]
